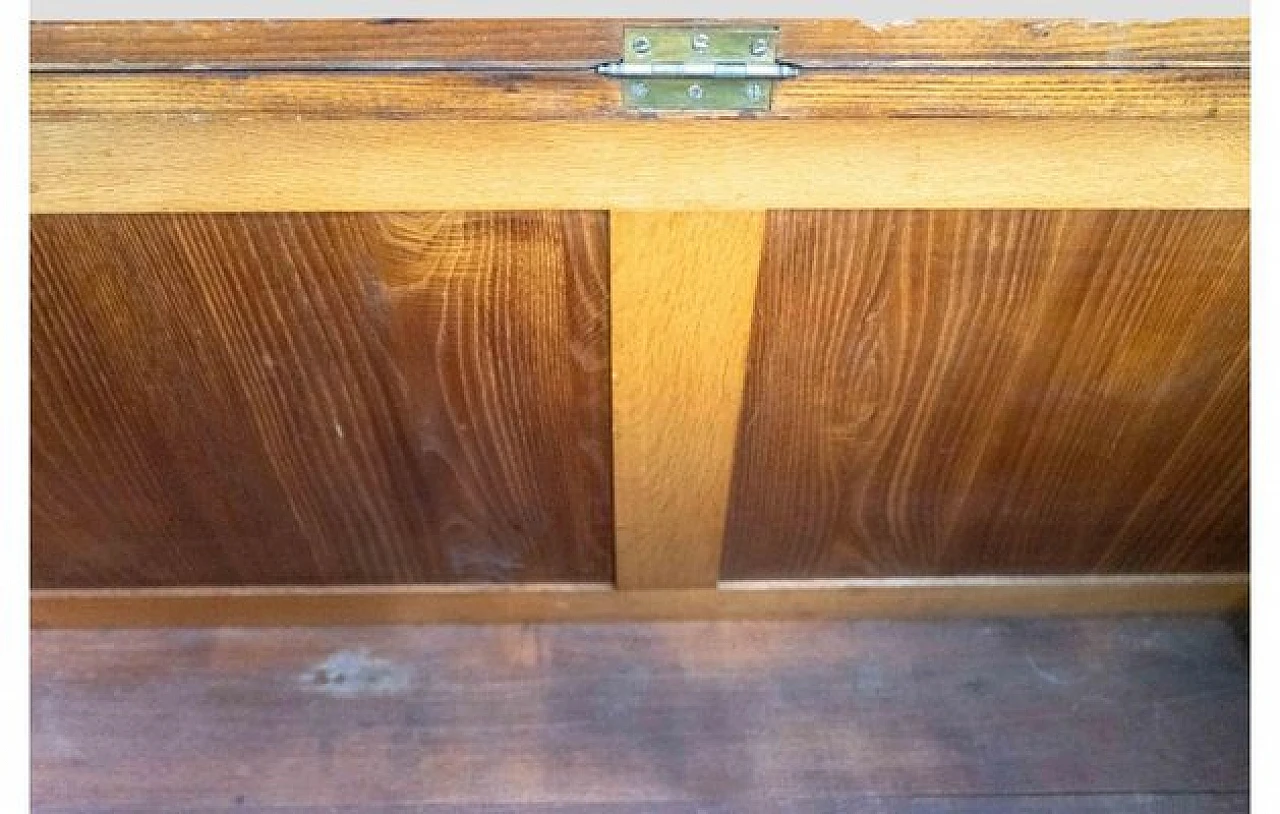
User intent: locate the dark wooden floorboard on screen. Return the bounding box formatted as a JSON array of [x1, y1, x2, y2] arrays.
[[29, 796, 1254, 814], [31, 618, 1248, 811]]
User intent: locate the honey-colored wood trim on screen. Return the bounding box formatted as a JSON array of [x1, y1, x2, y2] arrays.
[[30, 18, 1249, 69], [30, 69, 1249, 121], [31, 574, 1248, 627], [30, 118, 1248, 212], [611, 212, 765, 590]]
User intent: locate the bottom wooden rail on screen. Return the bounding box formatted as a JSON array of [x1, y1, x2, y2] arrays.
[[31, 574, 1247, 627]]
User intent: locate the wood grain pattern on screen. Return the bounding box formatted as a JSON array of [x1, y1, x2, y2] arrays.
[[29, 68, 1249, 120], [724, 211, 1248, 579], [30, 19, 624, 69], [31, 618, 1248, 808], [30, 71, 624, 120], [30, 575, 1248, 627], [779, 17, 1250, 67], [30, 212, 613, 588], [29, 118, 1249, 213], [611, 212, 765, 590], [30, 18, 1249, 69], [771, 69, 1248, 119]]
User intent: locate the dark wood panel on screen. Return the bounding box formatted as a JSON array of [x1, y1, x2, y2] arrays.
[[30, 212, 613, 588], [31, 618, 1248, 808], [30, 19, 1248, 69], [724, 210, 1248, 579]]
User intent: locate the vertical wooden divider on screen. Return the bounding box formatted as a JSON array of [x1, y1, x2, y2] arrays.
[[610, 211, 766, 590]]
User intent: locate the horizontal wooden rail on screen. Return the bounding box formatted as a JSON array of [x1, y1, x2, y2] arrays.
[[30, 69, 1249, 121], [30, 18, 1250, 69], [32, 574, 1248, 627], [32, 118, 1247, 212]]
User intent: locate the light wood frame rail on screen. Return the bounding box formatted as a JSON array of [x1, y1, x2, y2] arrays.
[[33, 576, 1249, 627]]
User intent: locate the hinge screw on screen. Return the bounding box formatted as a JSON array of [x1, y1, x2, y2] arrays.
[[692, 33, 711, 51], [745, 82, 764, 102], [687, 84, 705, 100], [630, 81, 649, 99], [632, 36, 651, 56], [750, 38, 769, 57]]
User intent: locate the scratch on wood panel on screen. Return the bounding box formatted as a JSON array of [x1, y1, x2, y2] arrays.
[[299, 649, 411, 699], [1025, 654, 1070, 686]]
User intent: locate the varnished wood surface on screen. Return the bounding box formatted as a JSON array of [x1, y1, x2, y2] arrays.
[[30, 212, 613, 588], [30, 575, 1248, 627], [781, 17, 1249, 67], [724, 211, 1249, 579], [611, 212, 765, 590], [31, 617, 1248, 809], [29, 68, 1249, 120], [30, 118, 1249, 213], [29, 16, 1249, 122], [30, 18, 1249, 68]]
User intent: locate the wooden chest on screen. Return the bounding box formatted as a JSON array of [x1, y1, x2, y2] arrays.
[[29, 16, 1249, 625]]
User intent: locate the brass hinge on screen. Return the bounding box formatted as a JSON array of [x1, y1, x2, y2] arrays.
[[596, 26, 799, 112]]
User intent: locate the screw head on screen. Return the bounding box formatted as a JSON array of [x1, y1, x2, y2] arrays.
[[630, 81, 649, 99], [750, 37, 769, 57], [692, 33, 711, 51], [687, 84, 705, 100], [745, 82, 764, 102], [631, 36, 651, 56]]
